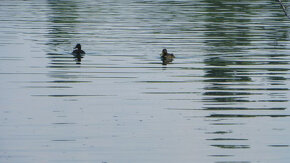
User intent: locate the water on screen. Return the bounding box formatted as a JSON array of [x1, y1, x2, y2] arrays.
[[1, 0, 290, 162]]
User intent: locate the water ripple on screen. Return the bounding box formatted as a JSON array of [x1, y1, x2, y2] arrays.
[[1, 0, 290, 163]]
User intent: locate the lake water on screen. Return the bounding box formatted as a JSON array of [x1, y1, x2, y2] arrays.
[[1, 0, 290, 162]]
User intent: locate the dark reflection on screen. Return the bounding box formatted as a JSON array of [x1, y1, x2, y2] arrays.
[[74, 53, 82, 64], [208, 155, 233, 157], [52, 123, 76, 125], [211, 144, 250, 149], [46, 0, 80, 49], [207, 114, 290, 118], [46, 0, 83, 67], [201, 0, 290, 158], [204, 107, 286, 111], [52, 139, 76, 142], [207, 138, 248, 141], [30, 80, 91, 83], [46, 53, 82, 68], [268, 145, 289, 147], [206, 131, 233, 135], [45, 0, 86, 89], [203, 0, 252, 54], [202, 0, 289, 106]]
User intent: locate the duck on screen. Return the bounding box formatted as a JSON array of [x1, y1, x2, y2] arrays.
[[72, 43, 85, 56], [72, 44, 85, 63], [160, 48, 175, 65]]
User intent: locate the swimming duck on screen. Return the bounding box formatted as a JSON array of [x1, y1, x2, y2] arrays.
[[160, 48, 175, 65], [72, 43, 85, 56], [72, 44, 85, 64]]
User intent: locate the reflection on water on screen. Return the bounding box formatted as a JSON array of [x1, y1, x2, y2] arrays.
[[1, 0, 290, 163]]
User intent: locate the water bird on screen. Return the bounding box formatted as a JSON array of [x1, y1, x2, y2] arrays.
[[72, 43, 85, 56], [160, 48, 175, 65], [72, 43, 85, 64]]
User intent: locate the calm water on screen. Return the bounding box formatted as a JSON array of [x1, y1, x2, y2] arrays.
[[1, 0, 290, 162]]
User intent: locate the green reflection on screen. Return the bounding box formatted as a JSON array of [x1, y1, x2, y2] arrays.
[[203, 0, 251, 53], [201, 0, 289, 106], [46, 0, 81, 49], [46, 0, 85, 82]]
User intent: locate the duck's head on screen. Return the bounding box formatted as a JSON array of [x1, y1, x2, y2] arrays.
[[74, 44, 82, 50], [162, 48, 167, 54]]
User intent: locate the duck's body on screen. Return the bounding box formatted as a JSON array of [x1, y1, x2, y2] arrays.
[[72, 44, 85, 56], [160, 49, 175, 65]]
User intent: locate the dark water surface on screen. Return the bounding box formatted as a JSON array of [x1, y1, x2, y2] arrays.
[[1, 0, 290, 162]]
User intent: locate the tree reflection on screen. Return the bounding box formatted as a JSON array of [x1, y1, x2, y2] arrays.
[[202, 0, 288, 106], [202, 0, 252, 104], [46, 0, 80, 49], [45, 0, 84, 83], [46, 0, 83, 65]]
